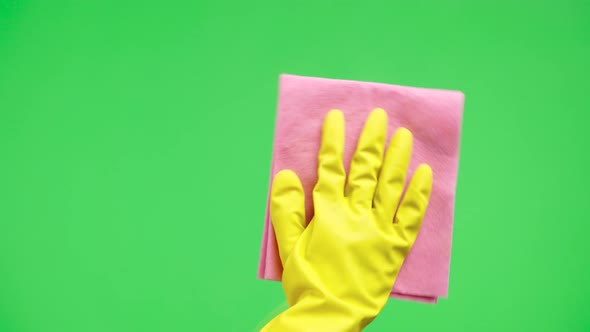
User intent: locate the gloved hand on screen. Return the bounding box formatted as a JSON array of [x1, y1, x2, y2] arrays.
[[261, 108, 433, 332]]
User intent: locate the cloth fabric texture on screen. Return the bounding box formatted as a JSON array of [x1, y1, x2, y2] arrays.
[[258, 74, 465, 303]]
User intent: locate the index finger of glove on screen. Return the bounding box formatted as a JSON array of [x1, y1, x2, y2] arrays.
[[313, 110, 346, 203]]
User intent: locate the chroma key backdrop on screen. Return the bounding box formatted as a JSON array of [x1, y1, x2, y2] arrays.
[[0, 0, 589, 331]]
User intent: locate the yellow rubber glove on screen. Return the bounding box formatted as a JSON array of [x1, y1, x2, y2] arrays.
[[261, 109, 433, 332]]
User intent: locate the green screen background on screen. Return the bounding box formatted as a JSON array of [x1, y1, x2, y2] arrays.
[[1, 1, 588, 331]]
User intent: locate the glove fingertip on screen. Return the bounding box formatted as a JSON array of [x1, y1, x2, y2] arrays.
[[270, 169, 306, 265], [414, 164, 433, 199], [270, 169, 304, 219]]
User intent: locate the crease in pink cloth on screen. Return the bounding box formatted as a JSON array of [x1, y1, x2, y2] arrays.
[[258, 74, 464, 303]]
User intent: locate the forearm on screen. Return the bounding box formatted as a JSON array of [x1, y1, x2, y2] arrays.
[[260, 296, 375, 332]]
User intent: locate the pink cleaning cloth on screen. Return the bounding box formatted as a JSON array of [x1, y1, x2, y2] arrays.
[[258, 74, 464, 303]]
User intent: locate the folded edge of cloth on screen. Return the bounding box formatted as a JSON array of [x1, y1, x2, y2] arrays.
[[258, 74, 464, 303]]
